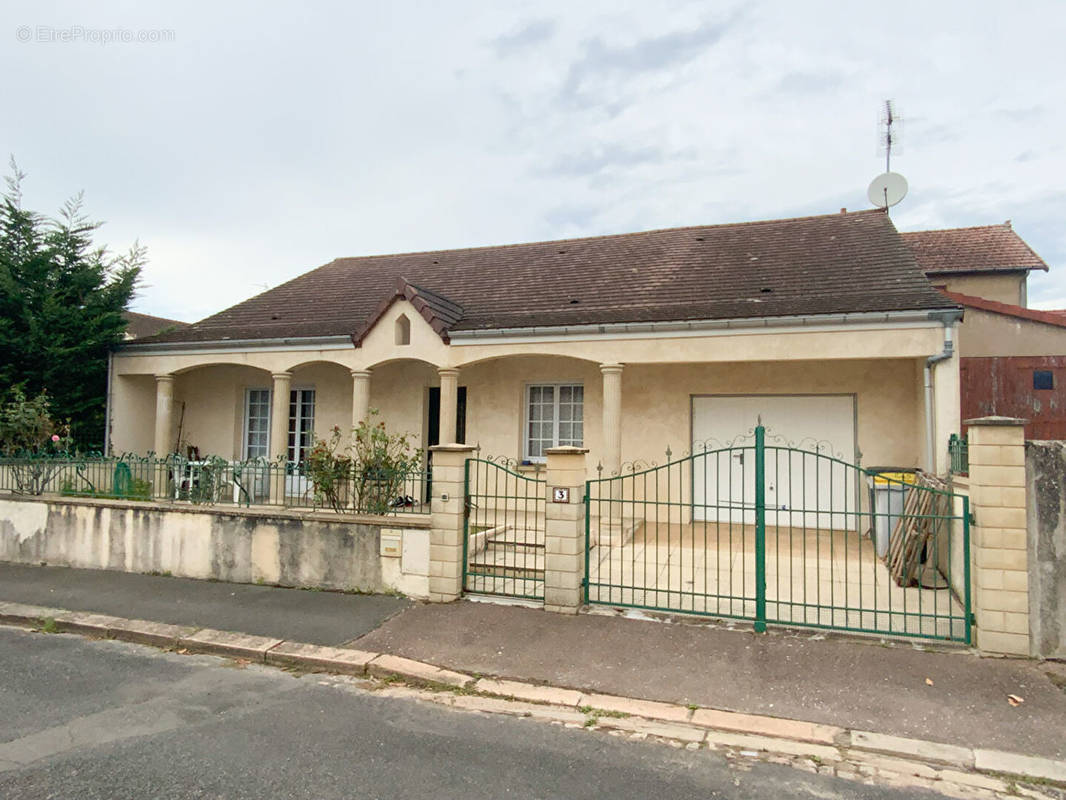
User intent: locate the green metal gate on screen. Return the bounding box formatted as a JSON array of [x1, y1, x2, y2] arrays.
[[463, 458, 546, 600], [585, 425, 971, 643]]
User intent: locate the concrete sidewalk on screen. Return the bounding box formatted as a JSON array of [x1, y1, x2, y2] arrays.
[[357, 602, 1066, 762], [0, 563, 409, 646], [2, 562, 1064, 763]]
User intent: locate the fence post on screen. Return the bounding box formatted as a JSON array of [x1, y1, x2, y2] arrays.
[[966, 416, 1030, 656], [754, 425, 767, 633], [428, 444, 476, 602], [544, 446, 588, 614]]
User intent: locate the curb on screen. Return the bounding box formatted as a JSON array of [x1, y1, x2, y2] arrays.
[[2, 600, 1064, 790]]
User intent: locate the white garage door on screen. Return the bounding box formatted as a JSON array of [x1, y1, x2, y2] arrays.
[[691, 395, 857, 529]]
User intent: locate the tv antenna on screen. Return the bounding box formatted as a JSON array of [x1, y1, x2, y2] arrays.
[[867, 100, 908, 211]]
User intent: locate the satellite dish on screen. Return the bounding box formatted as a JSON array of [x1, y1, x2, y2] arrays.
[[867, 172, 908, 208]]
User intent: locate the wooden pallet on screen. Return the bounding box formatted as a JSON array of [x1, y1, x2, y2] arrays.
[[886, 474, 950, 587]]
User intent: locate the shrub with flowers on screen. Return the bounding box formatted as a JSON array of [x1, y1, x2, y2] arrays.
[[304, 411, 421, 514], [0, 388, 72, 456], [0, 388, 74, 494]]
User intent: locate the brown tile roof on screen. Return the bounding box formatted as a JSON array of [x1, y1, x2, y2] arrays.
[[940, 290, 1066, 330], [123, 311, 189, 339], [901, 223, 1048, 275], [137, 209, 956, 345], [351, 278, 464, 345]]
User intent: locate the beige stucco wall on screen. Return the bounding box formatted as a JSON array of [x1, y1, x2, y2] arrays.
[[933, 273, 1026, 306], [620, 360, 924, 470], [957, 309, 1066, 358], [110, 315, 957, 473], [111, 374, 156, 454], [0, 496, 431, 598], [171, 365, 268, 457], [111, 354, 928, 474]]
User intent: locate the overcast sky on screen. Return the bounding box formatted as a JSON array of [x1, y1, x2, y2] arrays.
[[4, 1, 1065, 321]]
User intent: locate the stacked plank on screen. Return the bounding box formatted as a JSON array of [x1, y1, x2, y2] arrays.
[[887, 473, 950, 587]]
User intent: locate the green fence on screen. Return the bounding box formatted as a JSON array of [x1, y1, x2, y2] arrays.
[[0, 453, 429, 515], [585, 426, 971, 643], [948, 434, 969, 475], [463, 457, 546, 600]]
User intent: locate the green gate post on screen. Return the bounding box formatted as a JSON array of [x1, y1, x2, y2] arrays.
[[754, 425, 767, 633]]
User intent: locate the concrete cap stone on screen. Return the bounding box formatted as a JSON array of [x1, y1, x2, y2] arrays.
[[973, 749, 1066, 783], [475, 678, 583, 707], [848, 730, 973, 767], [180, 628, 285, 661], [266, 641, 377, 675], [52, 610, 129, 637], [367, 653, 473, 689], [963, 416, 1029, 426], [108, 618, 199, 648], [0, 601, 64, 625]]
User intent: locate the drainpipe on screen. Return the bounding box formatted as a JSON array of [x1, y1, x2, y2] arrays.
[[923, 322, 956, 472], [104, 350, 113, 457]]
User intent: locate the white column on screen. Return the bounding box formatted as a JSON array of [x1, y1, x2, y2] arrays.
[[351, 369, 371, 431], [270, 372, 292, 462], [600, 363, 623, 477], [153, 375, 174, 455], [438, 367, 460, 445]]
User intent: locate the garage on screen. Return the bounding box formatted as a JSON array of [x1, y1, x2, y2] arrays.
[[691, 394, 858, 529]]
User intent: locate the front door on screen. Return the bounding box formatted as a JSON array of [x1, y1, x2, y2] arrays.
[[426, 386, 467, 502]]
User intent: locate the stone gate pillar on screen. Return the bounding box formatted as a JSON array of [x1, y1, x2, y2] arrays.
[[544, 446, 588, 614], [967, 416, 1030, 656], [427, 444, 476, 602]]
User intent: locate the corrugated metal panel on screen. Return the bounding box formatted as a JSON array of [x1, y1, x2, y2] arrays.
[[961, 356, 1066, 439]]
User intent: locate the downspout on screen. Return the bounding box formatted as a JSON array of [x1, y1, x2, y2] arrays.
[[924, 323, 955, 473], [104, 350, 113, 457]]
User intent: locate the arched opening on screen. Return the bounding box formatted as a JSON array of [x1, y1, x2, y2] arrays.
[[395, 314, 411, 346]]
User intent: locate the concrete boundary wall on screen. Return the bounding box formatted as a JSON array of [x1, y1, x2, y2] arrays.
[[1026, 441, 1066, 659], [0, 496, 431, 598]]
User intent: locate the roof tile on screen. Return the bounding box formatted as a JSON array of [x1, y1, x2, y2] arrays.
[[138, 209, 955, 345]]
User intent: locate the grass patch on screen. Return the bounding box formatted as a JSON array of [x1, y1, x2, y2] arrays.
[[578, 705, 630, 725], [37, 617, 59, 634]]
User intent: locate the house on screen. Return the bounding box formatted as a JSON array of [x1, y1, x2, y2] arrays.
[[902, 224, 1064, 438], [123, 311, 189, 341], [108, 209, 963, 487], [902, 221, 1047, 307]]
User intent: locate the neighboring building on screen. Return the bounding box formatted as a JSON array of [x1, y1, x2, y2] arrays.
[[123, 311, 189, 340], [903, 223, 1063, 438], [110, 209, 963, 488], [902, 221, 1047, 307]]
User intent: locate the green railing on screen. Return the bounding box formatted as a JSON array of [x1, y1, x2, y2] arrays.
[[948, 434, 969, 475], [0, 453, 429, 515], [585, 425, 971, 643], [463, 457, 546, 600]]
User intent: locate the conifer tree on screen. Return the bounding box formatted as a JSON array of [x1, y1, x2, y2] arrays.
[[0, 159, 143, 448]]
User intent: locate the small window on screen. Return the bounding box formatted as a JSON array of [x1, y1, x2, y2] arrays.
[[1034, 370, 1054, 390], [524, 384, 583, 461], [395, 314, 411, 345]]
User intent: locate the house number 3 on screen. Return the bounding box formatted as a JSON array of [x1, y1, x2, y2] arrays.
[[552, 487, 570, 503]]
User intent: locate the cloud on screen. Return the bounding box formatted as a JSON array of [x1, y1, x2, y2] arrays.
[[491, 18, 557, 56], [542, 204, 602, 231], [537, 144, 676, 179], [775, 71, 843, 94], [558, 13, 742, 111]]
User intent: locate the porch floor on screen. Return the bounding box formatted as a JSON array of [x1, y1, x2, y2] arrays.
[[588, 521, 967, 639]]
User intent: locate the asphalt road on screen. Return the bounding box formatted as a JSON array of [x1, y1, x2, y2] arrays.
[[0, 627, 943, 800]]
